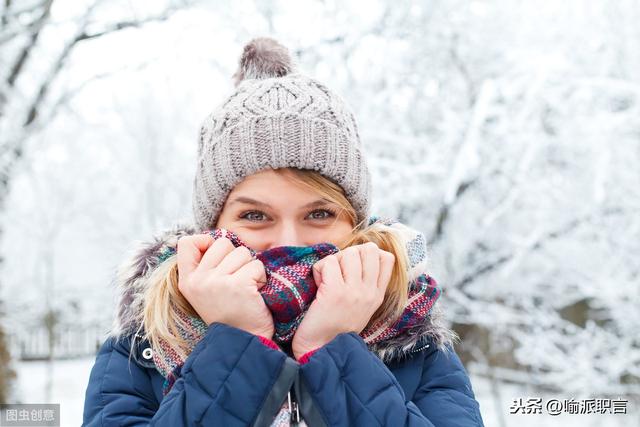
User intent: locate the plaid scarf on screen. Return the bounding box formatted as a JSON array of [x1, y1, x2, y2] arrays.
[[152, 216, 441, 402]]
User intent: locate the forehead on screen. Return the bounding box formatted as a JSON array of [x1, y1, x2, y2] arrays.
[[228, 169, 328, 207], [233, 169, 301, 192]]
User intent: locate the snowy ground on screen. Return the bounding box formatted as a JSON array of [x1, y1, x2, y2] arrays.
[[13, 358, 94, 427], [12, 358, 639, 427]]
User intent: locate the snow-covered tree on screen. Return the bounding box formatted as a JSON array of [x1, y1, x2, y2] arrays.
[[2, 0, 639, 413], [0, 0, 196, 401]]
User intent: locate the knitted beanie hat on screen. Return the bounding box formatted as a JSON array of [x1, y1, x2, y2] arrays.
[[192, 37, 372, 230]]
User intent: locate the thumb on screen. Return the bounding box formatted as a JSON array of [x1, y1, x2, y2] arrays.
[[176, 234, 214, 276]]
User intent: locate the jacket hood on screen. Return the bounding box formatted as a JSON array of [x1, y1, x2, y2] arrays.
[[108, 222, 457, 364]]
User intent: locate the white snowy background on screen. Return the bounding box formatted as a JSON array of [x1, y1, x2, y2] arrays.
[[1, 0, 639, 426]]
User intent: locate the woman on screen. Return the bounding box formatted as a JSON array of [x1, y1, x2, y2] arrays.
[[82, 37, 485, 426]]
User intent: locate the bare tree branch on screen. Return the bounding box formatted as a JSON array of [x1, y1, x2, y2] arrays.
[[5, 0, 52, 89], [453, 206, 628, 291], [0, 0, 195, 210], [41, 59, 156, 128]]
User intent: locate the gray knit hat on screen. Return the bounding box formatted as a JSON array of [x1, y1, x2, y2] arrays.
[[192, 37, 372, 230]]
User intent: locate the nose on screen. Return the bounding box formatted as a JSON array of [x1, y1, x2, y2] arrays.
[[270, 221, 305, 248]]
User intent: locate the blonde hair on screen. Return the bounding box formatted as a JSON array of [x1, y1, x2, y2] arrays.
[[142, 168, 409, 356]]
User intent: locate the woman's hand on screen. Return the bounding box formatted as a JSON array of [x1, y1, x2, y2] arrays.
[[176, 234, 275, 339], [291, 242, 395, 360]]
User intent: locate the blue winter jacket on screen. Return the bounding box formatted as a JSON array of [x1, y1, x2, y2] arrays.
[[81, 224, 485, 426]]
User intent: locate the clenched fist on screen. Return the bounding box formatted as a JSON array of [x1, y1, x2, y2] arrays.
[[292, 242, 395, 359], [176, 234, 275, 339]]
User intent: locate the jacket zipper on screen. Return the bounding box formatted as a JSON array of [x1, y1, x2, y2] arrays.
[[287, 389, 300, 424]]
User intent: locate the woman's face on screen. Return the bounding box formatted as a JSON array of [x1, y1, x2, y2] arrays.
[[215, 169, 354, 252]]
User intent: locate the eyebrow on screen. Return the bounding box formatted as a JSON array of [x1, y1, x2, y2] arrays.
[[228, 196, 333, 209]]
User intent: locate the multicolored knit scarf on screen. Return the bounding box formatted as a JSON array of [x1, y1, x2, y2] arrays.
[[152, 216, 441, 398]]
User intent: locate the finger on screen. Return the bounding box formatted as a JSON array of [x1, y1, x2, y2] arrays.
[[316, 255, 345, 288], [233, 259, 267, 286], [339, 247, 362, 286], [311, 253, 339, 285], [361, 242, 380, 287], [216, 245, 255, 275], [177, 234, 215, 276], [198, 237, 236, 271], [377, 250, 395, 292], [312, 258, 324, 287]]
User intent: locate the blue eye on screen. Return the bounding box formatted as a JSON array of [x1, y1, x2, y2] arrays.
[[307, 209, 336, 220], [239, 209, 337, 222], [240, 211, 267, 222]]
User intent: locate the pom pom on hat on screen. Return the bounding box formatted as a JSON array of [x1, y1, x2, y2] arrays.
[[232, 37, 295, 87]]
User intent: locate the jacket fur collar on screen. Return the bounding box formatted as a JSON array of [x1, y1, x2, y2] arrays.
[[108, 222, 457, 364]]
